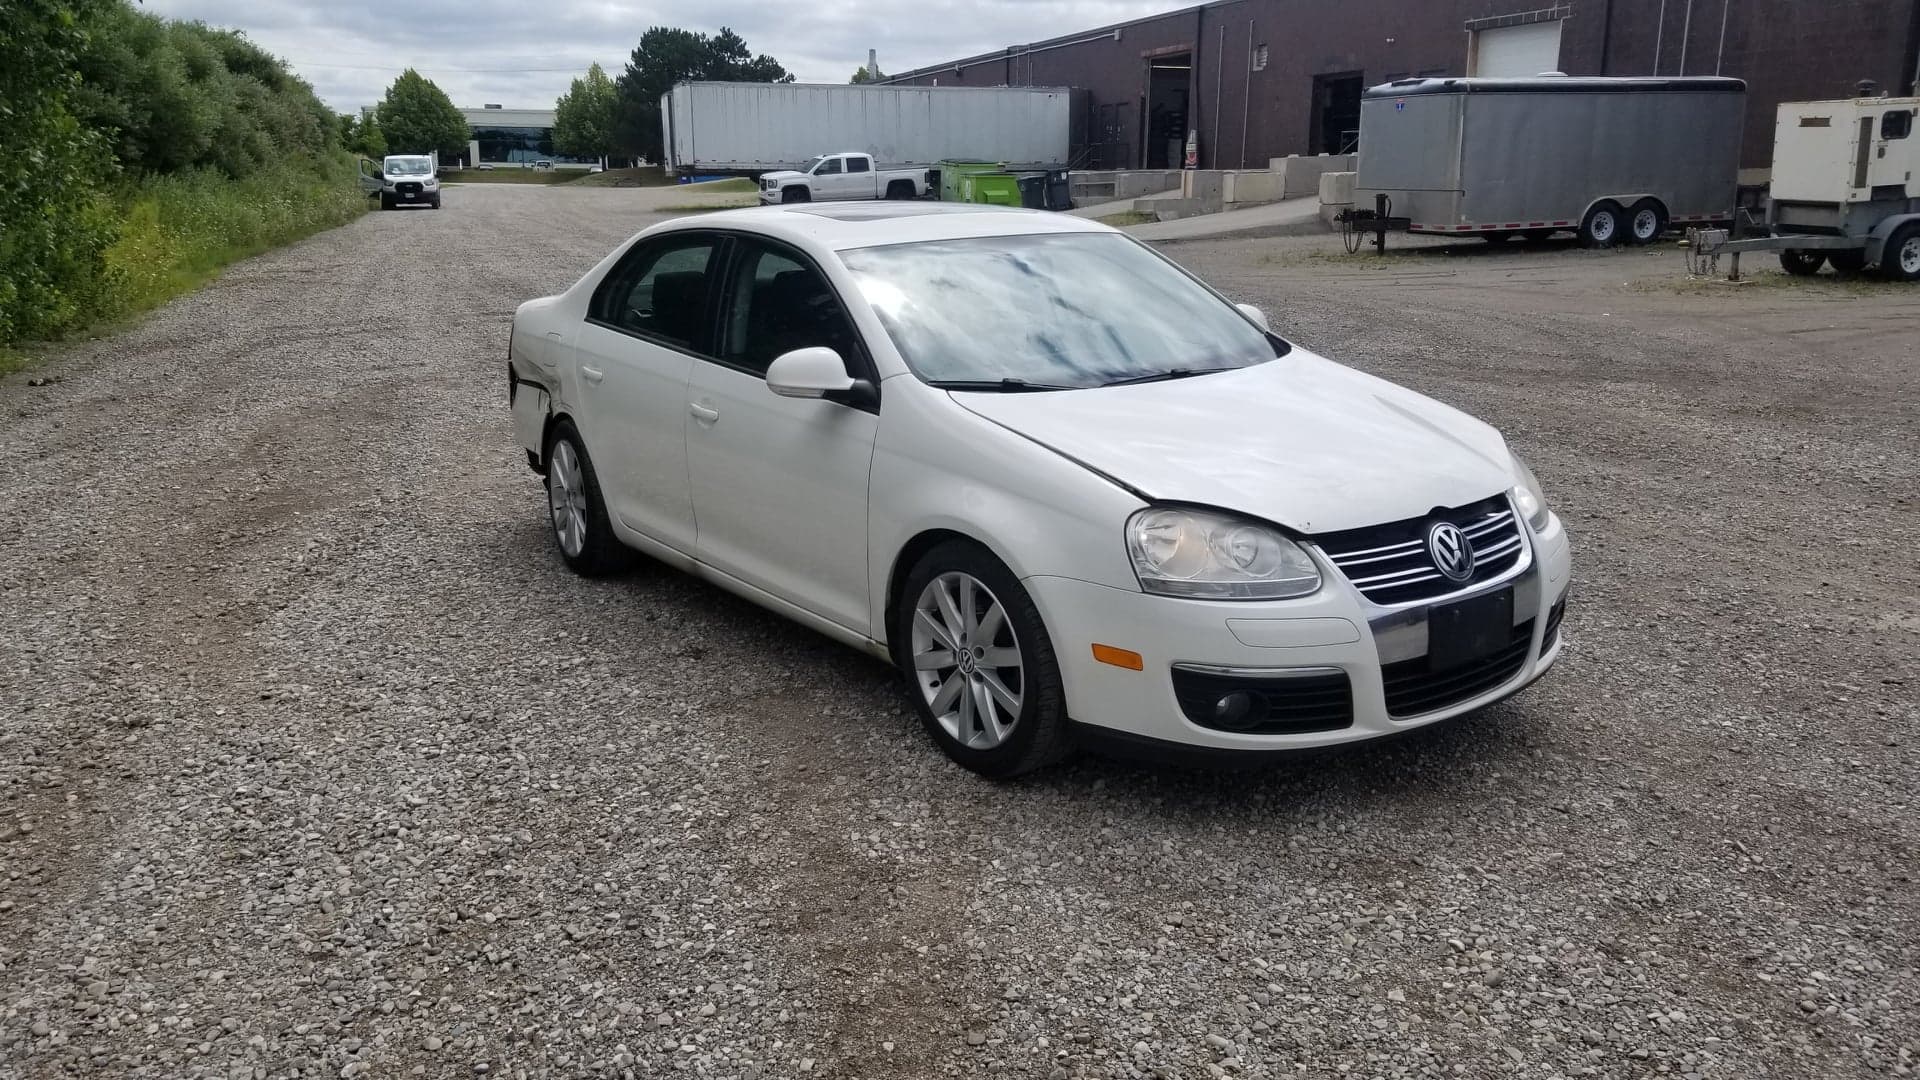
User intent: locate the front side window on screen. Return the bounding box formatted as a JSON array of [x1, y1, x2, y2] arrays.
[[815, 157, 843, 175], [1884, 110, 1913, 140], [840, 233, 1282, 388], [720, 242, 861, 376], [590, 237, 716, 349]]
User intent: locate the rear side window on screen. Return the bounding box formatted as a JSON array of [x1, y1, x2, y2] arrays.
[[1884, 110, 1913, 139], [847, 157, 870, 173], [590, 237, 717, 350]]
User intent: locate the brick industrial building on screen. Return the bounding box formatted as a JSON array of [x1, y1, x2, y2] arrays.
[[879, 1, 1920, 171]]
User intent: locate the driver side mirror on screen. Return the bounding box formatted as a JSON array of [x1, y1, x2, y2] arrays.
[[1235, 303, 1269, 331], [766, 347, 876, 408]]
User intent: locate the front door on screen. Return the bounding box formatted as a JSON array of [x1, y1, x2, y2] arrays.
[[685, 238, 878, 634], [572, 233, 723, 555], [811, 155, 854, 200]]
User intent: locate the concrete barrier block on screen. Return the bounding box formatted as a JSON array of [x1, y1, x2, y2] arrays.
[[1222, 170, 1284, 206], [1319, 170, 1357, 206]]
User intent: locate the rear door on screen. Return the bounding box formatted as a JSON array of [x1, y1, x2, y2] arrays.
[[841, 154, 878, 199], [684, 236, 879, 633], [571, 233, 724, 555]]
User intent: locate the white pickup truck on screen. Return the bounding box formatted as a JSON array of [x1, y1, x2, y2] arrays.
[[758, 152, 929, 204]]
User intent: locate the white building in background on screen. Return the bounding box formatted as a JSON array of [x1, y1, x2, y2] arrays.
[[456, 105, 593, 168]]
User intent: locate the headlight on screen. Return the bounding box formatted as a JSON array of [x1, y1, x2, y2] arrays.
[[1510, 456, 1552, 531], [1126, 506, 1321, 600]]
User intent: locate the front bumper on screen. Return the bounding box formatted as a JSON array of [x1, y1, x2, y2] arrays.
[[1024, 515, 1571, 752]]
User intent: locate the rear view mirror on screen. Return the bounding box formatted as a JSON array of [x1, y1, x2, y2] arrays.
[[1235, 303, 1270, 331], [766, 347, 855, 398]]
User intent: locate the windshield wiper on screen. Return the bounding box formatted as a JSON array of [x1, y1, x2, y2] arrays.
[[1098, 366, 1239, 388], [925, 378, 1082, 393]]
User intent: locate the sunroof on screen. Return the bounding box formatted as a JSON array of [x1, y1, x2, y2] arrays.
[[788, 203, 1017, 221]]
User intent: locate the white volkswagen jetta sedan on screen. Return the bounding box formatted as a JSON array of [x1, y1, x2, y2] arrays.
[[506, 203, 1570, 777]]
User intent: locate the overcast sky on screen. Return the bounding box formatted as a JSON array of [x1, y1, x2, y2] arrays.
[[145, 0, 1174, 114]]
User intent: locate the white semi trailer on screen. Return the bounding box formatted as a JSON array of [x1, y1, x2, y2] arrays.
[[1354, 75, 1746, 247], [1690, 88, 1920, 281], [660, 82, 1073, 175]]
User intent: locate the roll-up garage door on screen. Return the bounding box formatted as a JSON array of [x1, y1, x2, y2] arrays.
[[1471, 20, 1563, 77]]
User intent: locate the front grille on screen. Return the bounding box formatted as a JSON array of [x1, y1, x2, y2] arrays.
[[1381, 619, 1534, 718], [1313, 495, 1525, 606], [1542, 596, 1567, 651], [397, 181, 423, 195], [1172, 667, 1354, 735]]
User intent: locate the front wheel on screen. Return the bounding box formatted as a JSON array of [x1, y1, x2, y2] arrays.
[[1626, 199, 1666, 245], [1880, 225, 1920, 282], [1779, 249, 1825, 276], [894, 541, 1072, 778], [781, 186, 811, 204], [1580, 202, 1623, 248]]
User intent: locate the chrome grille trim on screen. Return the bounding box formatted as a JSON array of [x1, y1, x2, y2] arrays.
[[1310, 495, 1529, 607]]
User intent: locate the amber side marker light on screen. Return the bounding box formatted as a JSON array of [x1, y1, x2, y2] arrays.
[[1091, 644, 1144, 671]]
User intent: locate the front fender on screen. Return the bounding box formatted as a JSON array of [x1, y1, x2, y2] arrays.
[[1864, 213, 1920, 266], [867, 377, 1145, 647]]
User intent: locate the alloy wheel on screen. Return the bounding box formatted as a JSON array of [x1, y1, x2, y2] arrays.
[[909, 571, 1025, 750], [548, 440, 588, 557]]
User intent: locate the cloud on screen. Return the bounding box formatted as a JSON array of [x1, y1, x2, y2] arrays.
[[144, 0, 1173, 112]]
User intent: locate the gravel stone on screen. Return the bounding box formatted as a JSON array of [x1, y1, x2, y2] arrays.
[[1, 187, 1915, 1079]]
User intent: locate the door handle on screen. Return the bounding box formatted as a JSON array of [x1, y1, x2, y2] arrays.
[[580, 365, 605, 384], [689, 402, 720, 423]]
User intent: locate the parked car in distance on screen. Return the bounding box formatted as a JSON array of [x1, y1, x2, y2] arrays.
[[758, 152, 928, 204], [477, 163, 497, 171], [505, 203, 1571, 777], [533, 159, 555, 170], [362, 154, 441, 210]]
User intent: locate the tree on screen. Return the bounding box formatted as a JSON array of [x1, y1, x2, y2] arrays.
[[553, 62, 618, 164], [851, 65, 883, 84], [340, 112, 388, 160], [376, 69, 467, 159], [613, 26, 791, 164]]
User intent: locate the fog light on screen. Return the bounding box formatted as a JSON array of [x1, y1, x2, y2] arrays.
[[1211, 691, 1265, 731]]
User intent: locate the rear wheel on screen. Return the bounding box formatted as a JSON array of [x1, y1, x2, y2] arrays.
[[886, 179, 917, 200], [1626, 199, 1667, 245], [781, 186, 811, 204], [894, 541, 1072, 778], [1880, 225, 1920, 281], [544, 422, 628, 577], [1826, 249, 1867, 276], [1779, 249, 1825, 276], [1580, 201, 1623, 248]]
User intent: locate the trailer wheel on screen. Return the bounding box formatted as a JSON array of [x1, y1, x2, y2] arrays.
[[1626, 200, 1667, 245], [1826, 250, 1867, 276], [781, 186, 811, 204], [1880, 225, 1920, 282], [1778, 250, 1825, 276], [1580, 202, 1623, 248]]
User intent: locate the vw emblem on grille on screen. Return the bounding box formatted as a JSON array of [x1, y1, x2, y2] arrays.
[[1427, 521, 1476, 582]]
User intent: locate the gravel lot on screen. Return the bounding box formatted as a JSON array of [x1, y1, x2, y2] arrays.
[[2, 184, 1915, 1079]]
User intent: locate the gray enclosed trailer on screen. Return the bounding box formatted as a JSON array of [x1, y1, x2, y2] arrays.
[[1354, 76, 1746, 246]]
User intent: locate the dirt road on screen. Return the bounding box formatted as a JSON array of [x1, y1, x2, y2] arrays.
[[2, 185, 1915, 1079]]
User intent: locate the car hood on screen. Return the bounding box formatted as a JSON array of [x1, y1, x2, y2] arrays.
[[761, 170, 805, 183], [951, 350, 1518, 534]]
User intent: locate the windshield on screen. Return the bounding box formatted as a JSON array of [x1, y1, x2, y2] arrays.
[[803, 157, 825, 174], [840, 233, 1282, 389], [384, 158, 432, 176]]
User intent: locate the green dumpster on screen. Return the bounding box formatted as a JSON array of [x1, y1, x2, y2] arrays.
[[959, 172, 1023, 207], [937, 159, 1004, 202]]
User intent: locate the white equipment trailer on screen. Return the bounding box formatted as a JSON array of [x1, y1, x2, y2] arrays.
[[1689, 89, 1920, 281], [1353, 75, 1746, 247], [660, 82, 1073, 175]]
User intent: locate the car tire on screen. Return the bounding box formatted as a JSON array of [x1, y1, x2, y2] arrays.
[[430, 196, 442, 210], [1779, 249, 1825, 276], [379, 195, 393, 211], [886, 179, 917, 200], [1825, 249, 1866, 276], [1580, 201, 1623, 248], [1626, 199, 1666, 245], [543, 421, 628, 577], [893, 540, 1072, 779], [782, 186, 811, 204], [1877, 225, 1920, 281]]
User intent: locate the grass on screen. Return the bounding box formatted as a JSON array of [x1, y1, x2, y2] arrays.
[[438, 168, 591, 185], [569, 167, 672, 188], [676, 177, 758, 193], [1631, 267, 1909, 296], [1095, 210, 1155, 227]]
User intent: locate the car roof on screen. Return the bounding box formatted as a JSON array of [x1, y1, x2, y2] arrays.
[[649, 203, 1116, 252]]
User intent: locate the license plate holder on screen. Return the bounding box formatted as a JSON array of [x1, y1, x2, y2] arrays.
[[1426, 588, 1515, 671]]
